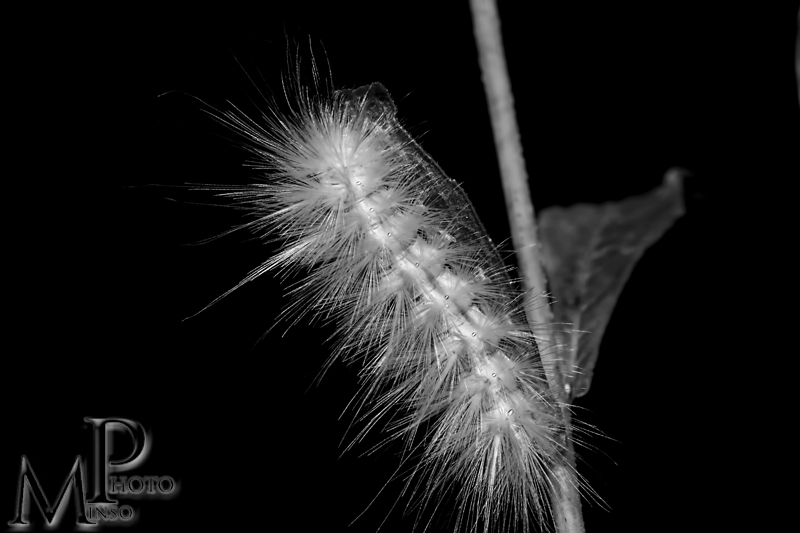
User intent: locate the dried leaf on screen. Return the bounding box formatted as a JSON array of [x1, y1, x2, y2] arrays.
[[539, 168, 686, 398]]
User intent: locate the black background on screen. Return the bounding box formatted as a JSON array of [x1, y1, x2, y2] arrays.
[[4, 2, 797, 532]]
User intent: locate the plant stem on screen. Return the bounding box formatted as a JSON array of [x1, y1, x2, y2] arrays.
[[469, 1, 585, 531]]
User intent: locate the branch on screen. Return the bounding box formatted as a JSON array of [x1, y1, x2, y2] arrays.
[[469, 1, 585, 532]]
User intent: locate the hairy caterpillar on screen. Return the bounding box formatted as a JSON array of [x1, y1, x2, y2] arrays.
[[185, 55, 592, 532]]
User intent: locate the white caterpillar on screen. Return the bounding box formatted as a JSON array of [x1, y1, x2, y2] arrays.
[[191, 63, 587, 532]]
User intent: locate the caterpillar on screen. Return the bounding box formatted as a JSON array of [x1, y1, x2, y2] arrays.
[[185, 54, 591, 532]]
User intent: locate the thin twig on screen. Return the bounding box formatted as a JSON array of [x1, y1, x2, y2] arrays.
[[469, 1, 585, 531], [467, 0, 553, 356]]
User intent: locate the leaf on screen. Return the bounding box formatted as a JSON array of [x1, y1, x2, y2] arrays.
[[538, 168, 686, 398]]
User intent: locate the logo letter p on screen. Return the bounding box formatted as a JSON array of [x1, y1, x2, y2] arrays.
[[84, 418, 149, 504]]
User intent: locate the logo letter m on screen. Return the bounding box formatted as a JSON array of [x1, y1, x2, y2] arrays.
[[7, 455, 95, 528]]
